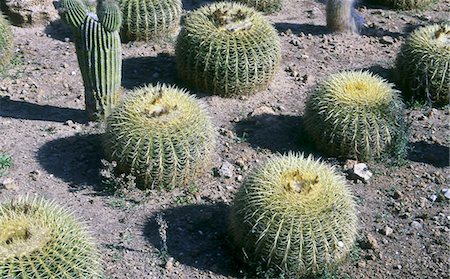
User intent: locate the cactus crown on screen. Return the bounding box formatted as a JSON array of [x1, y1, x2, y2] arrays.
[[230, 153, 357, 277], [0, 197, 101, 278]]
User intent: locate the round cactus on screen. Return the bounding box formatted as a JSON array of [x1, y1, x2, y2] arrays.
[[104, 84, 216, 190], [117, 0, 182, 41], [233, 0, 282, 14], [304, 71, 407, 161], [0, 197, 101, 278], [0, 12, 13, 69], [395, 23, 449, 105], [176, 2, 281, 97], [230, 153, 357, 278]]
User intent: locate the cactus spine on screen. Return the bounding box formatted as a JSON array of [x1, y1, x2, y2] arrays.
[[118, 0, 182, 41], [326, 0, 362, 33], [0, 197, 101, 278], [304, 71, 407, 161], [176, 2, 281, 97], [230, 154, 357, 278], [233, 0, 282, 14], [0, 12, 13, 70], [59, 0, 122, 120], [396, 23, 450, 105], [104, 84, 216, 190]]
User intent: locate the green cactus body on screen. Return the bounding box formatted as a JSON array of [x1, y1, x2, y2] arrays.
[[0, 197, 101, 278], [176, 2, 281, 97], [118, 0, 182, 41], [304, 71, 407, 161], [396, 23, 450, 105], [104, 84, 216, 190], [233, 0, 282, 14], [0, 12, 13, 70], [59, 0, 122, 120], [230, 153, 357, 278]]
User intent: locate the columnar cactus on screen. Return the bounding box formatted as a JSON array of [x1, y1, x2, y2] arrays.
[[0, 197, 101, 278], [117, 0, 182, 41], [233, 0, 282, 14], [176, 2, 281, 97], [230, 154, 357, 278], [304, 71, 407, 161], [396, 23, 449, 105], [0, 12, 13, 69], [103, 84, 216, 190], [326, 0, 363, 33], [59, 0, 122, 120]]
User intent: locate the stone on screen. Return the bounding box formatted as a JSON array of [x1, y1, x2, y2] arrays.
[[381, 225, 393, 236], [164, 257, 174, 271], [380, 36, 394, 45], [0, 178, 17, 191], [218, 161, 234, 179], [347, 163, 373, 183], [359, 233, 378, 250], [410, 220, 423, 230], [2, 0, 58, 27]]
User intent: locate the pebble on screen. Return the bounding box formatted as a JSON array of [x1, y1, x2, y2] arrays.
[[164, 257, 174, 271], [218, 161, 234, 179], [29, 170, 41, 181], [381, 225, 394, 236], [357, 261, 367, 268], [410, 220, 423, 230], [0, 178, 17, 191], [441, 189, 450, 200], [347, 163, 373, 183], [380, 36, 394, 44]]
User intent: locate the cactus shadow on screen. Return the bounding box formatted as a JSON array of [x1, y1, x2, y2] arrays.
[[234, 113, 319, 155], [408, 141, 449, 168], [122, 54, 178, 90], [360, 65, 393, 80], [37, 133, 104, 190], [144, 203, 242, 277], [274, 22, 329, 36], [0, 96, 86, 123], [182, 0, 216, 11], [44, 19, 75, 43]]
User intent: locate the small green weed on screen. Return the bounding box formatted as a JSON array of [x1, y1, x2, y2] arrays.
[[0, 152, 12, 177]]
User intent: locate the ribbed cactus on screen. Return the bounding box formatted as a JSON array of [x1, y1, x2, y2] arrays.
[[233, 0, 282, 14], [0, 197, 101, 278], [304, 71, 407, 161], [395, 23, 449, 105], [176, 2, 281, 97], [117, 0, 182, 41], [0, 12, 13, 69], [103, 84, 216, 190], [230, 154, 357, 278], [59, 0, 122, 120]]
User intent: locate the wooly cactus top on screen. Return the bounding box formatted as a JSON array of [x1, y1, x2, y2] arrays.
[[0, 197, 101, 278], [304, 71, 407, 161], [176, 2, 281, 97], [230, 153, 357, 278], [396, 23, 450, 105], [0, 13, 13, 69], [104, 84, 216, 189]]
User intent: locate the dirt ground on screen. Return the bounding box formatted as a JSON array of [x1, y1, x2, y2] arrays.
[[0, 0, 449, 278]]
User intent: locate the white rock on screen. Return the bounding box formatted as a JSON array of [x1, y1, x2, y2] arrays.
[[218, 162, 234, 179], [349, 163, 373, 183], [0, 178, 17, 191]]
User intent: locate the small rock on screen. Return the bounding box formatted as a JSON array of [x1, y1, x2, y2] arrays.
[[410, 220, 423, 230], [218, 161, 234, 179], [441, 189, 450, 200], [393, 264, 402, 270], [235, 158, 246, 169], [343, 159, 358, 172], [392, 189, 402, 200], [357, 261, 367, 268], [380, 36, 394, 45], [347, 163, 373, 183], [236, 175, 243, 182], [165, 257, 174, 271], [429, 194, 438, 202], [381, 225, 393, 236], [29, 170, 41, 181], [359, 233, 378, 250], [0, 178, 18, 191]]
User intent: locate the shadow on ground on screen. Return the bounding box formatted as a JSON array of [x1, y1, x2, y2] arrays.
[[408, 141, 449, 168], [44, 19, 74, 42], [144, 203, 242, 277], [37, 133, 104, 189], [275, 22, 328, 36], [235, 113, 318, 155], [0, 96, 86, 123], [122, 54, 177, 89]]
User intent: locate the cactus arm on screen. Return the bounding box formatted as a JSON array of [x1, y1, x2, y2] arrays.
[[59, 0, 88, 29], [97, 0, 123, 32]]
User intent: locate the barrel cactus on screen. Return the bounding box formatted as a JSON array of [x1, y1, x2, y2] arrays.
[[0, 12, 13, 70], [304, 71, 407, 161], [233, 0, 282, 14], [176, 2, 281, 97], [59, 0, 123, 120], [104, 84, 216, 190], [230, 153, 357, 278], [0, 197, 101, 278], [395, 23, 449, 105], [117, 0, 182, 41]]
